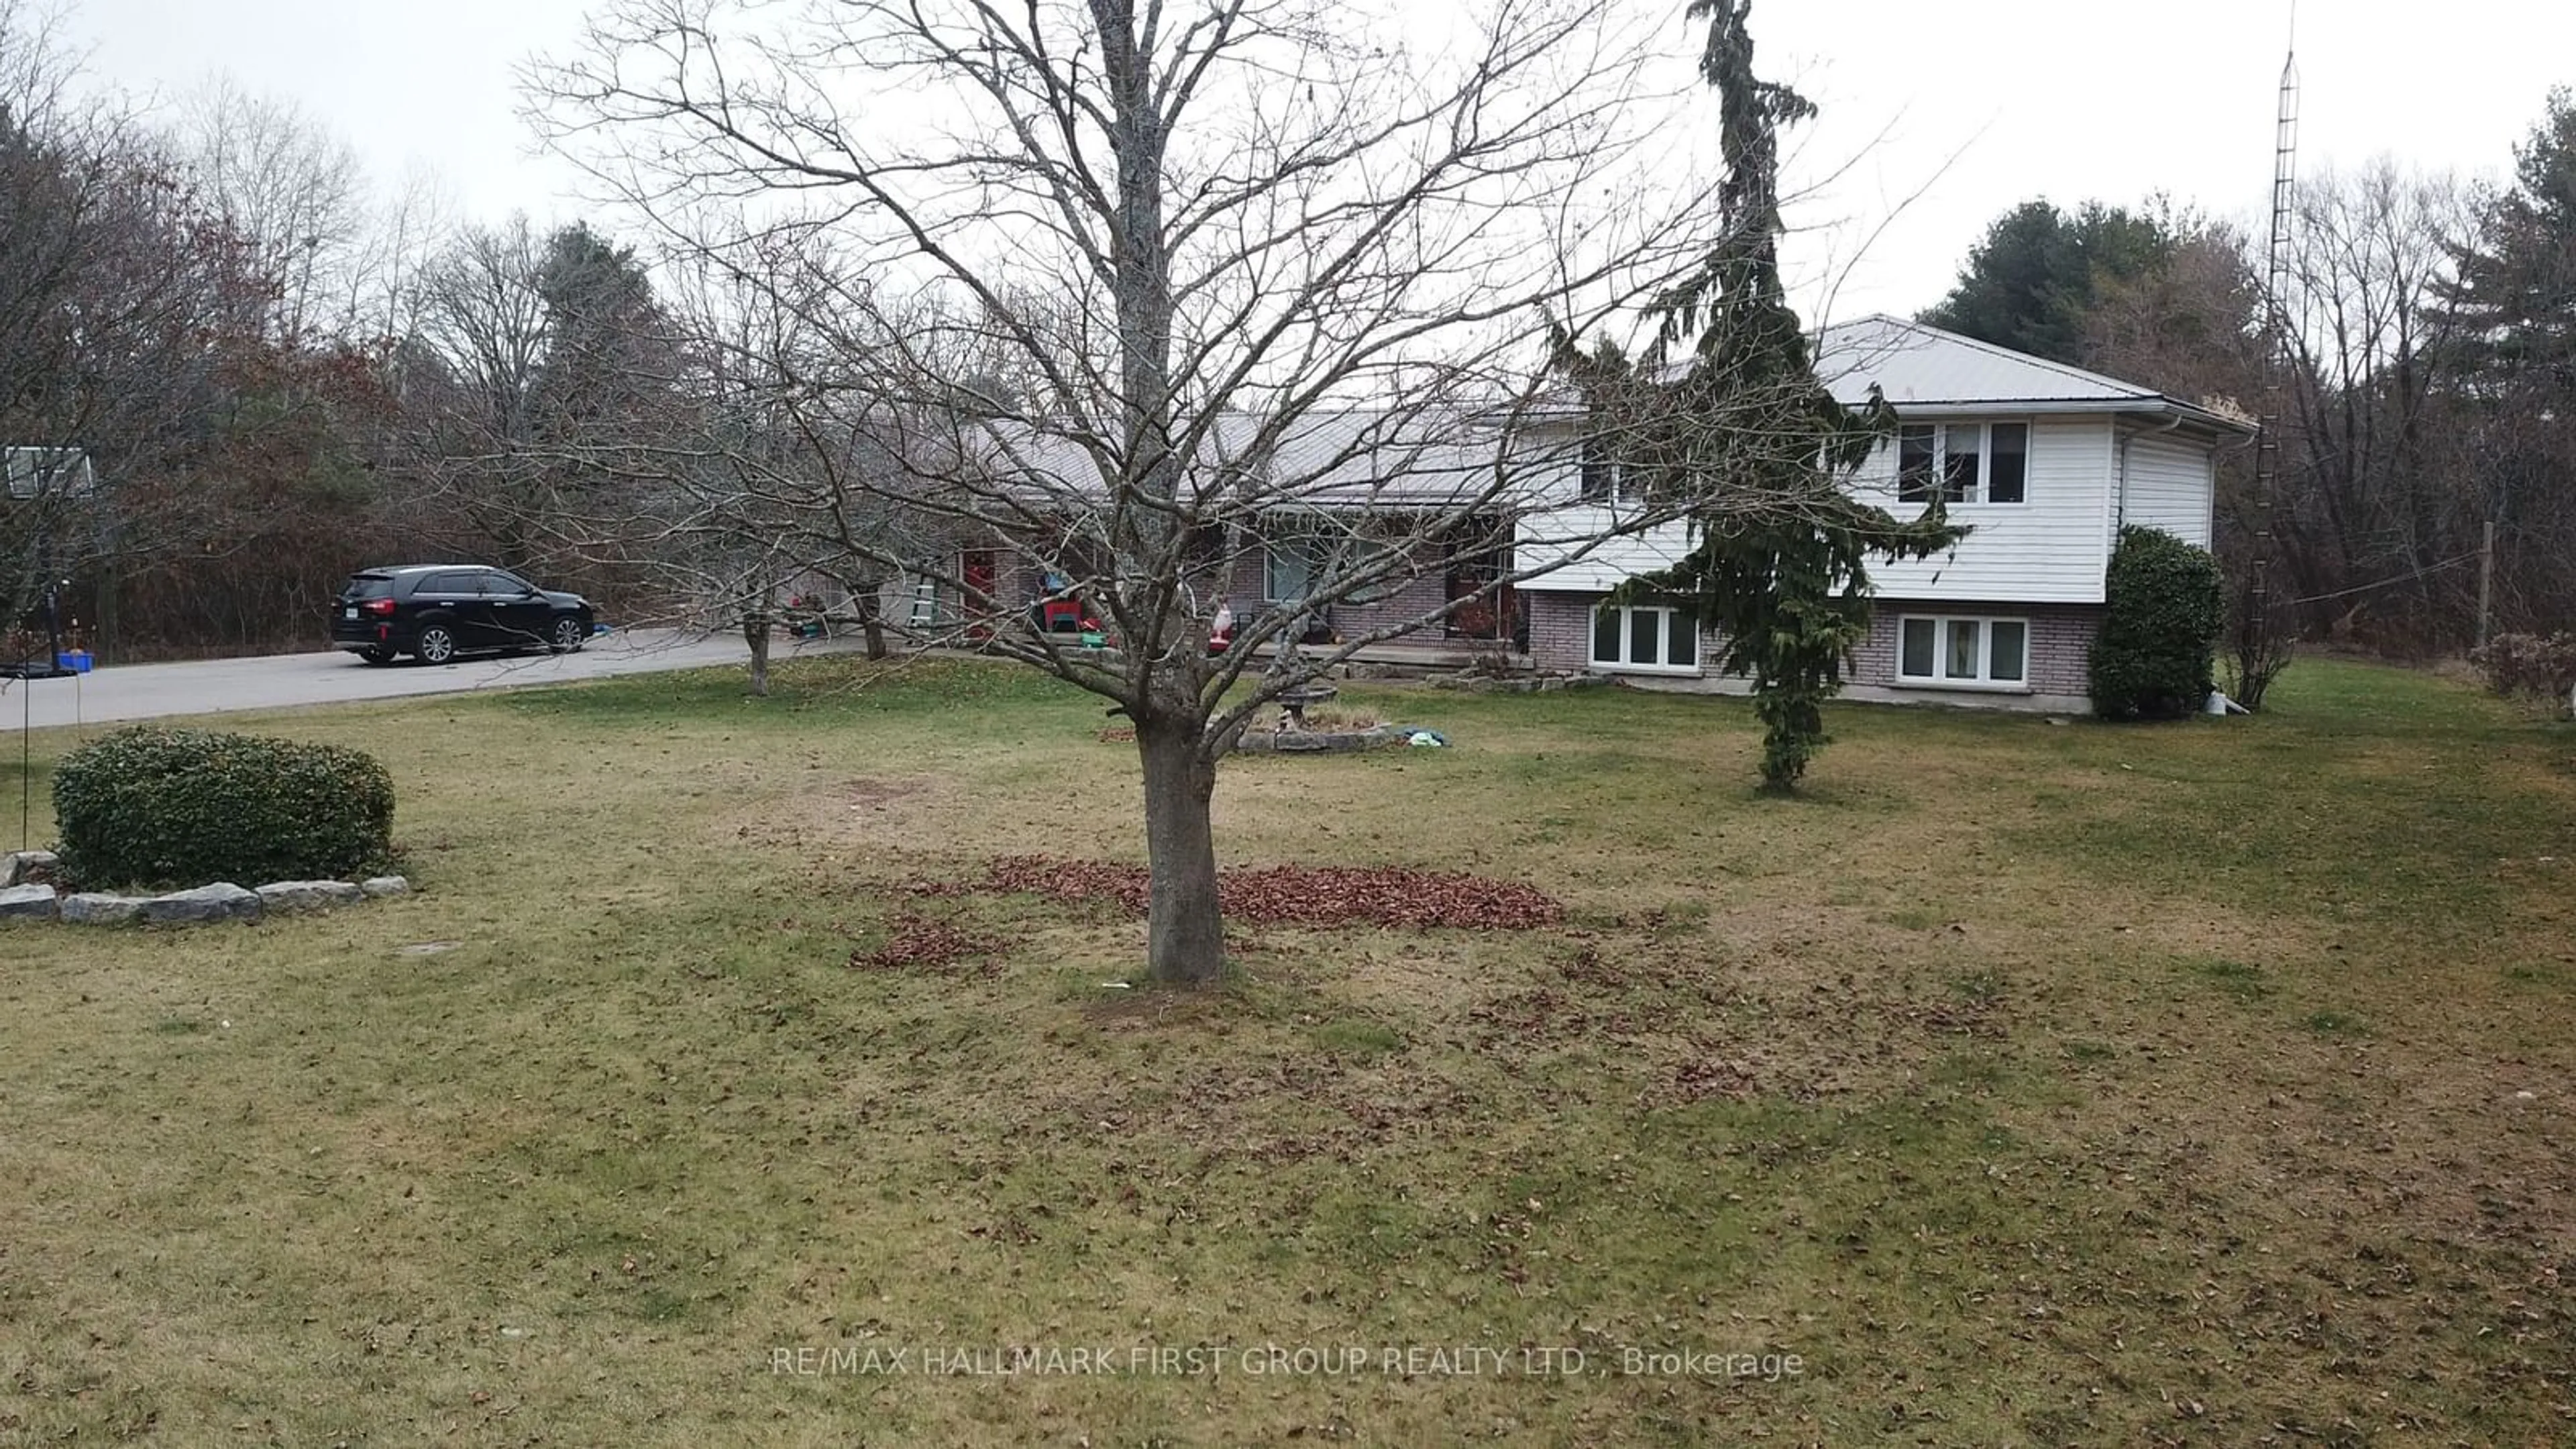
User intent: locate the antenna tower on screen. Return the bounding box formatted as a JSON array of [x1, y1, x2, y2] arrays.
[[2253, 23, 2298, 659]]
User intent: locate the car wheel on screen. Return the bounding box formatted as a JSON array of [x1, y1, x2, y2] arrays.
[[358, 647, 398, 666], [415, 625, 459, 665], [549, 616, 588, 653]]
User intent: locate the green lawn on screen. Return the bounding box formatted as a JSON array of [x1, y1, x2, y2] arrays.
[[3, 657, 2572, 1445]]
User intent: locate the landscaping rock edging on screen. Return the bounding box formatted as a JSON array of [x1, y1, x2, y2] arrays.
[[1233, 724, 1413, 754], [258, 880, 366, 912], [1430, 672, 1613, 694], [60, 893, 144, 925], [138, 883, 262, 924], [0, 874, 411, 926], [1, 849, 56, 887]]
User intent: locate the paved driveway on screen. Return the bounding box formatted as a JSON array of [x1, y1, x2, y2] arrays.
[[0, 629, 850, 730]]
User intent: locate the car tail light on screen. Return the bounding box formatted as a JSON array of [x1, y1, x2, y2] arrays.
[[362, 598, 396, 616]]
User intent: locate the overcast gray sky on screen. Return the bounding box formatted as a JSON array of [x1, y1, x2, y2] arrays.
[[54, 0, 2576, 321]]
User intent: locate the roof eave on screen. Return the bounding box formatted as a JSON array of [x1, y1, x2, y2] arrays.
[[1880, 396, 2257, 434]]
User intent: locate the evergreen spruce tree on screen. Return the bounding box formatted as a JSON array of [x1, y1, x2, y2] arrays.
[[2439, 91, 2576, 417], [1563, 0, 1960, 789], [2433, 90, 2576, 610]]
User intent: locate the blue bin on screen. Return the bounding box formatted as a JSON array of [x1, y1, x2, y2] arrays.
[[55, 650, 92, 674]]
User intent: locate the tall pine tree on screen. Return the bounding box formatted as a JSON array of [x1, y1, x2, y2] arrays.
[[1920, 201, 2177, 367], [2440, 92, 2576, 421], [1563, 0, 1959, 788], [2436, 89, 2576, 596]]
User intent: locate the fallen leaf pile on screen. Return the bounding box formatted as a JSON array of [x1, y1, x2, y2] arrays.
[[929, 854, 1563, 930], [1656, 1057, 1760, 1106], [853, 912, 1002, 971]]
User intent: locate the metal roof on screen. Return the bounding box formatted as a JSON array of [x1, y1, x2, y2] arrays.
[[966, 318, 2249, 508], [1814, 315, 2254, 432], [981, 409, 1536, 511]]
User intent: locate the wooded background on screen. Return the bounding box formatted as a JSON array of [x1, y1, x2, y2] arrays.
[[4, 0, 2569, 663]]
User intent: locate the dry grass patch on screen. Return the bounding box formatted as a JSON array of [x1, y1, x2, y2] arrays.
[[1, 655, 2573, 1444]]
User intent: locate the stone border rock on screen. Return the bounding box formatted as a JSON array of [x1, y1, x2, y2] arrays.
[[0, 872, 411, 926], [1430, 672, 1613, 694], [2, 849, 57, 888], [1233, 723, 1426, 754]]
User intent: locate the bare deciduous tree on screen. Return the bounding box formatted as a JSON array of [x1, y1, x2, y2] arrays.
[[0, 1, 307, 647], [537, 0, 1839, 983], [172, 80, 370, 348], [649, 237, 955, 691], [2275, 161, 2479, 646]]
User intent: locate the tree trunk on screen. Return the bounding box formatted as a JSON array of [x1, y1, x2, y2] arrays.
[[743, 610, 771, 697], [857, 585, 887, 660], [1135, 712, 1224, 985]]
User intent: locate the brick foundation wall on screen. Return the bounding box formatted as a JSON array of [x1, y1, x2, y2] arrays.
[[1224, 549, 1265, 612], [1225, 537, 1470, 645], [1528, 591, 1597, 672], [1851, 599, 2100, 699], [1332, 570, 1452, 640], [1534, 589, 2098, 706]]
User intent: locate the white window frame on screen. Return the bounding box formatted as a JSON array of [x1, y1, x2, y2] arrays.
[[1578, 438, 1646, 504], [1895, 614, 2031, 690], [1589, 602, 1701, 676], [1896, 421, 2030, 506]]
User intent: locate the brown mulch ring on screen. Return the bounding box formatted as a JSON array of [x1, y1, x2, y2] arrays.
[[853, 912, 1005, 971], [914, 854, 1564, 930]]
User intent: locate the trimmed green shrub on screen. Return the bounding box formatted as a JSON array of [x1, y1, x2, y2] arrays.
[[51, 727, 395, 890], [2091, 525, 2224, 720]]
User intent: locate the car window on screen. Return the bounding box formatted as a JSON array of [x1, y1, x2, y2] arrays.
[[339, 574, 396, 600], [486, 571, 536, 596], [421, 571, 478, 594]]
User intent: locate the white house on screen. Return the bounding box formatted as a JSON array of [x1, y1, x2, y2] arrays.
[[917, 317, 2245, 708], [1515, 316, 2253, 713]]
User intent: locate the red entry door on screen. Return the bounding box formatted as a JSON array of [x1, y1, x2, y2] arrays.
[[961, 549, 998, 641]]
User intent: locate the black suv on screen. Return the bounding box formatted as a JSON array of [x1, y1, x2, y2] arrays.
[[331, 566, 597, 665]]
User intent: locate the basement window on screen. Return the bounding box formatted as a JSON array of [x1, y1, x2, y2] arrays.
[[1591, 602, 1699, 674], [1898, 615, 2029, 687]]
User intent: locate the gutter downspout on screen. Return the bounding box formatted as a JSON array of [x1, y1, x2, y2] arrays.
[[2202, 412, 2262, 549], [2115, 412, 2190, 530]]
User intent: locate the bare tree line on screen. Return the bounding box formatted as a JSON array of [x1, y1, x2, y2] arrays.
[[0, 3, 709, 659], [1932, 91, 2576, 656]]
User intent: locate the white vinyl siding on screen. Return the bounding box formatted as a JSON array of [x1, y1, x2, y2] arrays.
[[1521, 411, 2226, 608], [2123, 434, 2216, 547], [1514, 504, 1695, 593], [1898, 615, 2029, 688], [1856, 417, 2121, 604]]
